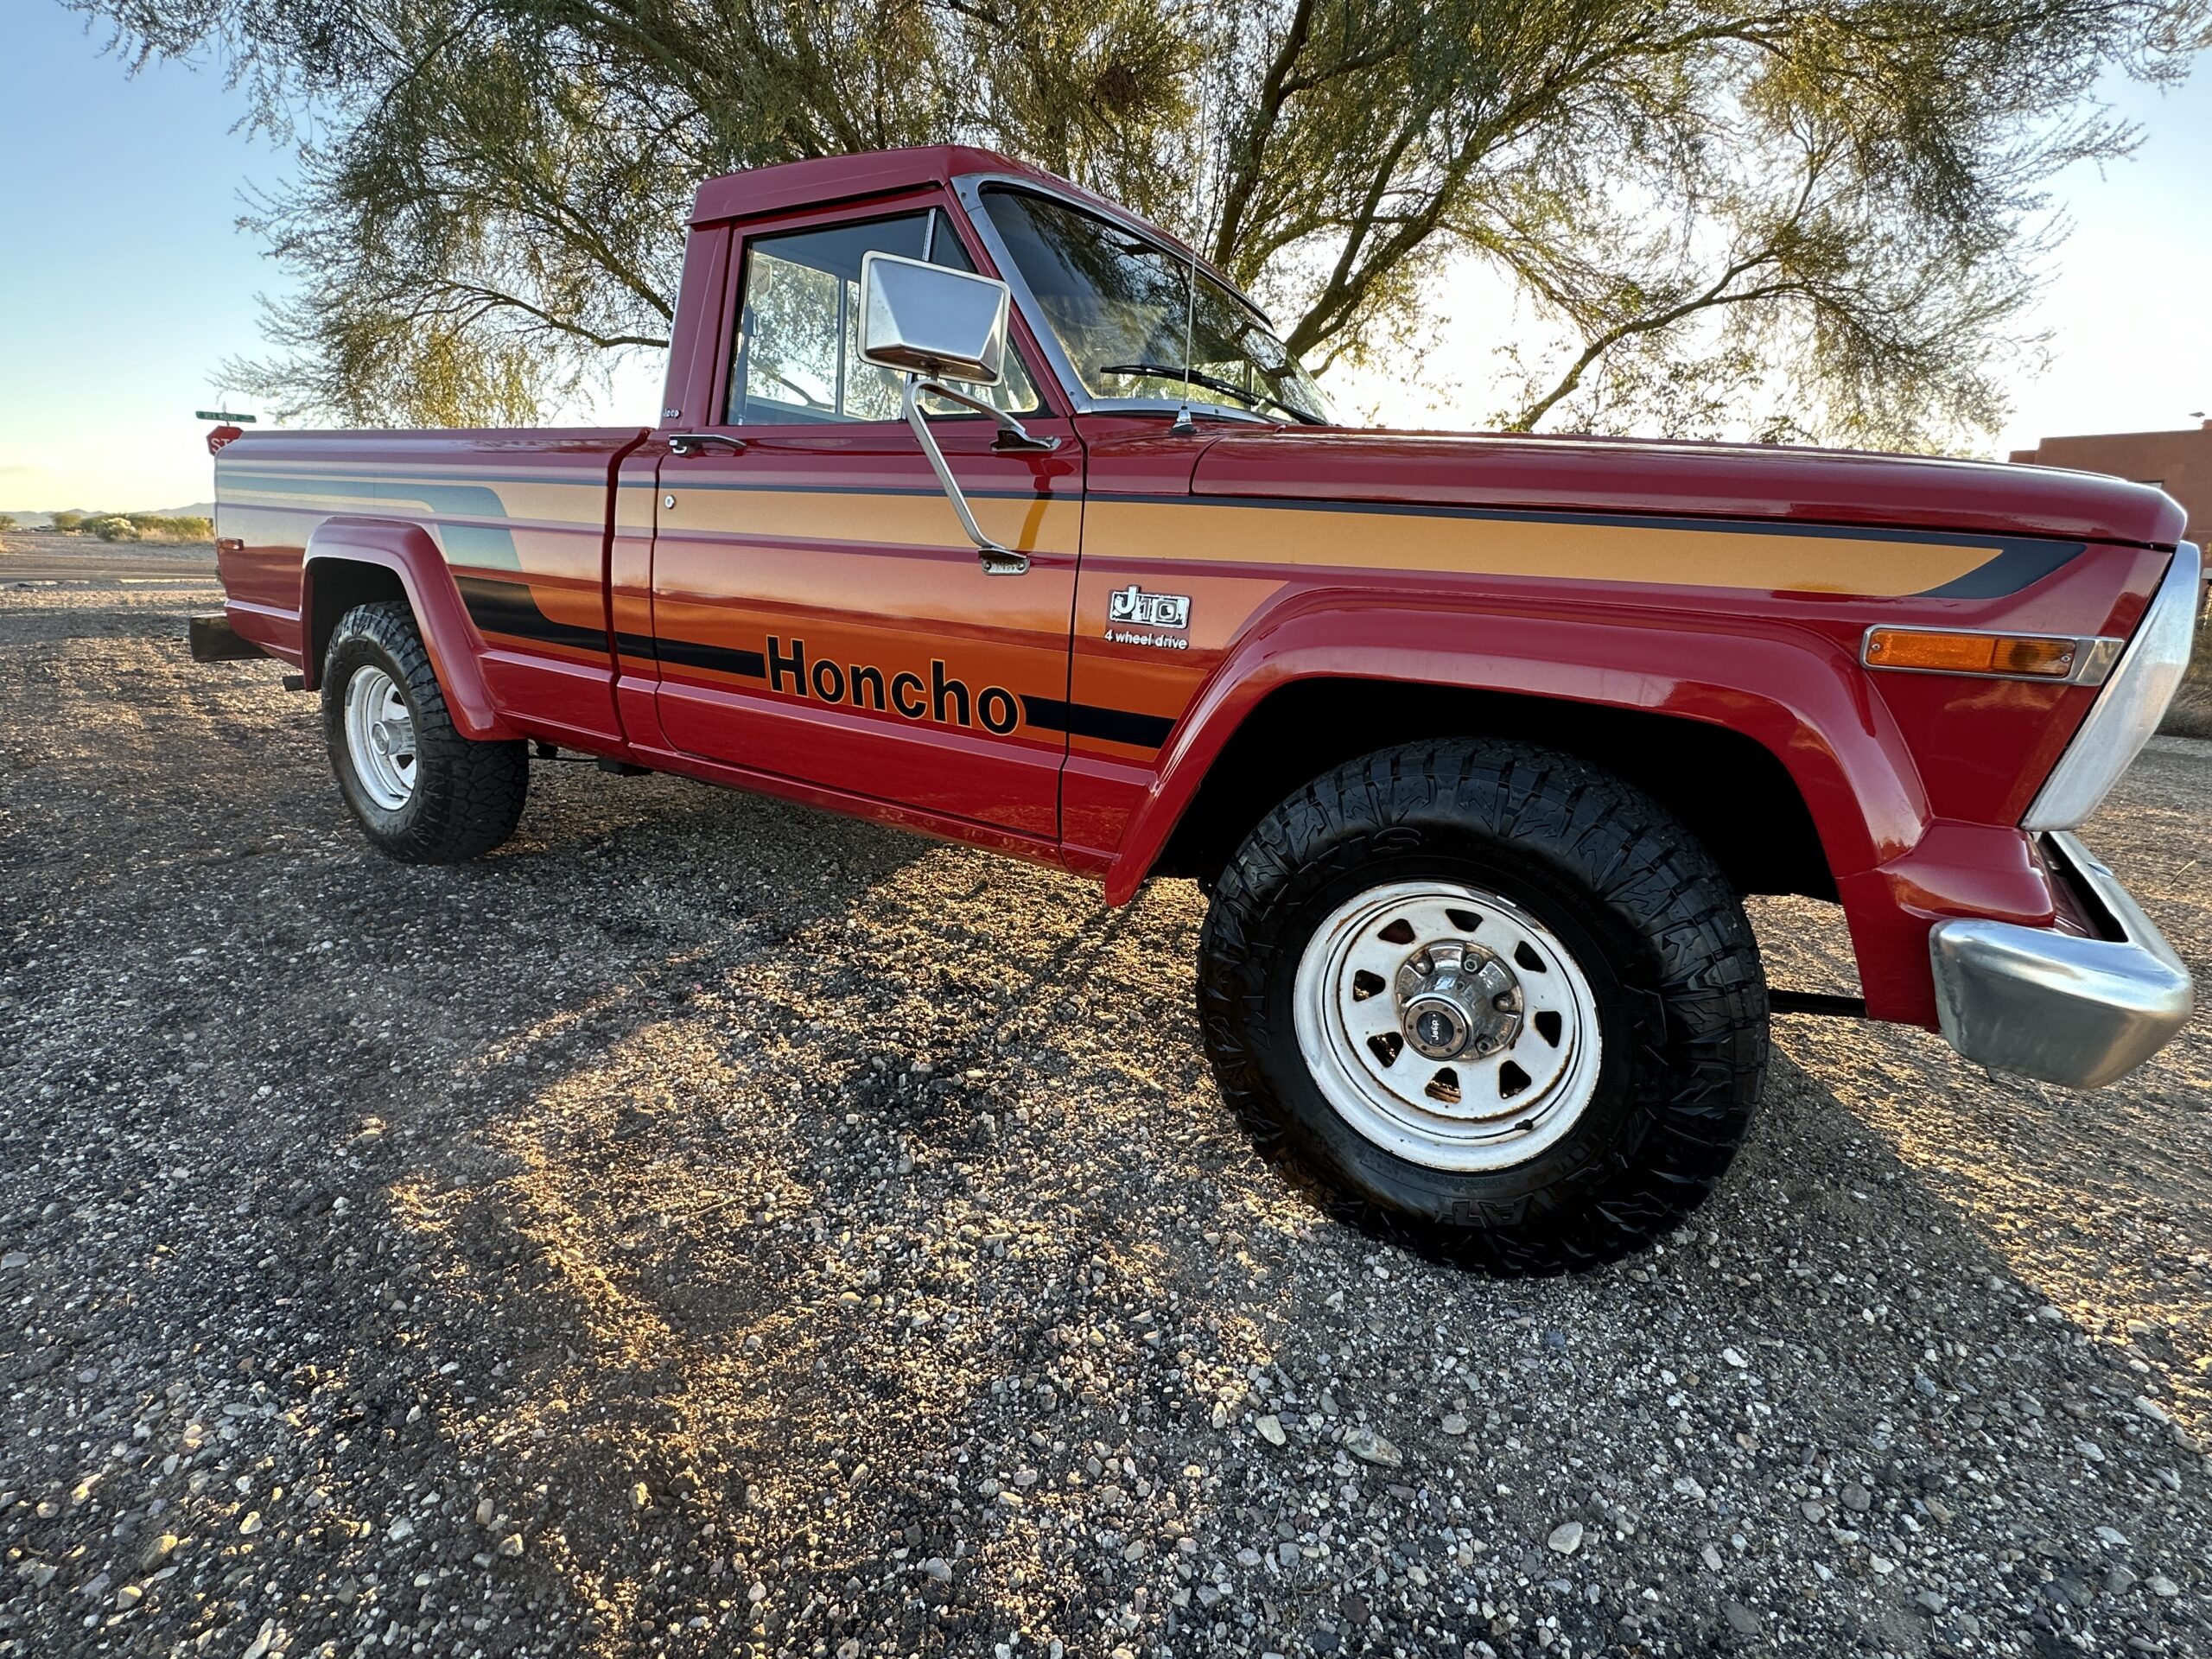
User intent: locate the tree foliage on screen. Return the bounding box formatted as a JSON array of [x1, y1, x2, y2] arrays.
[[74, 0, 2209, 445]]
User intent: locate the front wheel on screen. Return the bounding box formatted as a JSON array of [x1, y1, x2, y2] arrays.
[[1197, 738, 1768, 1274], [322, 600, 528, 863]]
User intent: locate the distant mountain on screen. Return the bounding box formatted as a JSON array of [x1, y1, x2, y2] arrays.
[[0, 502, 216, 528]]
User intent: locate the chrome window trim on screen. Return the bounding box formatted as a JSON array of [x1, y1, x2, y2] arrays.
[[953, 173, 1306, 426], [1857, 623, 2126, 685]]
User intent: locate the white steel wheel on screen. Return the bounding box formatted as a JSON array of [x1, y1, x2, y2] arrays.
[[342, 664, 418, 811], [1291, 880, 1603, 1173]]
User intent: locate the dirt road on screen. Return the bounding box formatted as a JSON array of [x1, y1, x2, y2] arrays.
[[3, 582, 2209, 1659], [1, 530, 218, 588]]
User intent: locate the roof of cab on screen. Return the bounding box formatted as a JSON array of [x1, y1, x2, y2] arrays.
[[685, 144, 1219, 276], [690, 146, 1071, 226]]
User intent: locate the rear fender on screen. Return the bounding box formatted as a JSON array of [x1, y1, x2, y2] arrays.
[[1102, 601, 1933, 906], [301, 518, 514, 741]]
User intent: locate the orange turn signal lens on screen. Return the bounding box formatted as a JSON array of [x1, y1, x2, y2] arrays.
[[1862, 627, 2079, 679]]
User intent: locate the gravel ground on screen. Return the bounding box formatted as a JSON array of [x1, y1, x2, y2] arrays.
[[3, 578, 2211, 1659]]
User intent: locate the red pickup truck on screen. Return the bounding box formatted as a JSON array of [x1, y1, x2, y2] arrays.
[[195, 144, 2199, 1274]]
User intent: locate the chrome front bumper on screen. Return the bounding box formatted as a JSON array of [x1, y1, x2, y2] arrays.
[[1929, 832, 2193, 1089]]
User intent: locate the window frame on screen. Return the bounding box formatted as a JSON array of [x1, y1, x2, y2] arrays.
[[954, 174, 1314, 428], [714, 189, 1066, 430]]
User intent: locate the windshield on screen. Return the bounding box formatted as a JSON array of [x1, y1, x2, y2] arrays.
[[980, 186, 1332, 425]]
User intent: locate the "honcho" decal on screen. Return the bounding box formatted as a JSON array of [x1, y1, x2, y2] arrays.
[[766, 636, 1021, 734]]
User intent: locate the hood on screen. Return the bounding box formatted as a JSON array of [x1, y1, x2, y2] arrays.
[[1191, 429, 2186, 549]]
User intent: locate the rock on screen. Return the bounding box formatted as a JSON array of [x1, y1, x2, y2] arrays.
[[1342, 1426, 1402, 1467], [1721, 1600, 1759, 1636], [2149, 1575, 2181, 1598], [238, 1510, 263, 1535], [1547, 1522, 1584, 1556], [1700, 1543, 1725, 1572], [630, 1481, 652, 1510], [387, 1516, 414, 1542], [0, 1252, 27, 1271], [1720, 1347, 1749, 1369], [1840, 1483, 1871, 1513], [1913, 1589, 1946, 1616], [2106, 1566, 2139, 1595], [114, 1584, 143, 1610], [1923, 1497, 1954, 1523], [922, 1556, 953, 1583], [498, 1534, 524, 1558], [1255, 1414, 1287, 1446], [241, 1620, 277, 1659], [1440, 1413, 1468, 1436]]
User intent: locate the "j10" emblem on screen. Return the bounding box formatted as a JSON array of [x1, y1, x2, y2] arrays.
[[1108, 586, 1191, 629]]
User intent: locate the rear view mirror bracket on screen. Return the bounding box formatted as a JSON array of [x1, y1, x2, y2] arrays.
[[899, 376, 1029, 576], [859, 251, 1035, 576]]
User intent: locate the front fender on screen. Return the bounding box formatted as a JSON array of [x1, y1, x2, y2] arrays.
[[1100, 598, 1933, 907], [302, 518, 514, 742]]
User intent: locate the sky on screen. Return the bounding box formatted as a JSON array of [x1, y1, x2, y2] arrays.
[[1, 4, 2208, 513]]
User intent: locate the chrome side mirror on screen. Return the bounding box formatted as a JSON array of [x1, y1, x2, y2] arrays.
[[858, 252, 1039, 576], [859, 251, 1009, 383]]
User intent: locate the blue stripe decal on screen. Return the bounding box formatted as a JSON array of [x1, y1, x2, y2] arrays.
[[219, 470, 531, 571]]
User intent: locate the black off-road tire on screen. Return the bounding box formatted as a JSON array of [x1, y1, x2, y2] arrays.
[[322, 600, 528, 863], [1197, 738, 1768, 1274]]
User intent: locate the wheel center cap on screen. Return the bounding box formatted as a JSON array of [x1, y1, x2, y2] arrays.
[[1395, 942, 1522, 1060]]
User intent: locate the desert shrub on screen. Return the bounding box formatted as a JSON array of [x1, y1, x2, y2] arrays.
[[0, 514, 16, 532], [83, 516, 140, 542], [126, 514, 214, 540], [49, 511, 85, 533]]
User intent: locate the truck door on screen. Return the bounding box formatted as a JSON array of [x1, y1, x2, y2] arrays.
[[645, 201, 1081, 842]]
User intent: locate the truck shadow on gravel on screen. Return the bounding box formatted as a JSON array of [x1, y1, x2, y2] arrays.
[[4, 615, 2209, 1659]]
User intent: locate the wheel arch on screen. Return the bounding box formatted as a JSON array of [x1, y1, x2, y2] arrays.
[[301, 518, 513, 741], [1153, 678, 1837, 902], [1102, 605, 1932, 906]]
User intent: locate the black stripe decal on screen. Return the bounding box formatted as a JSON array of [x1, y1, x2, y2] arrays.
[[1916, 540, 2086, 598], [455, 575, 609, 654], [1021, 696, 1174, 748], [458, 574, 1168, 747], [651, 635, 767, 679]]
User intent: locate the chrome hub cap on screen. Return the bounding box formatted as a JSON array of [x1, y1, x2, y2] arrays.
[[343, 666, 417, 810], [1293, 880, 1603, 1172], [1397, 941, 1522, 1059]]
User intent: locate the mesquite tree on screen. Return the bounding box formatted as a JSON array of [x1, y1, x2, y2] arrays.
[[75, 0, 2209, 444]]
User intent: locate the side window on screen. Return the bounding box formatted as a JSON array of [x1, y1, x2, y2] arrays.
[[729, 208, 1042, 424]]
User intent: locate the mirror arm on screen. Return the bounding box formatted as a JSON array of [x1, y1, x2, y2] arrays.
[[900, 374, 1029, 575], [914, 379, 1059, 454]]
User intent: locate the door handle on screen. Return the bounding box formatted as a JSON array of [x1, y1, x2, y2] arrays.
[[667, 432, 746, 456]]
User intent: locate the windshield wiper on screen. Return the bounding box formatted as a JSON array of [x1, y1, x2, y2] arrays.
[[1096, 363, 1324, 425]]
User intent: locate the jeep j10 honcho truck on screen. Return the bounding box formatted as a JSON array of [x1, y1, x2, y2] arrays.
[[194, 145, 2200, 1273]]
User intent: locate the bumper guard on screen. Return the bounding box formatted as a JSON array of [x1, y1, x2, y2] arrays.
[[1929, 832, 2192, 1089]]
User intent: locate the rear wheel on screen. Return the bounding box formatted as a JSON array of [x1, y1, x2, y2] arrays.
[[322, 600, 528, 862], [1197, 738, 1768, 1274]]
